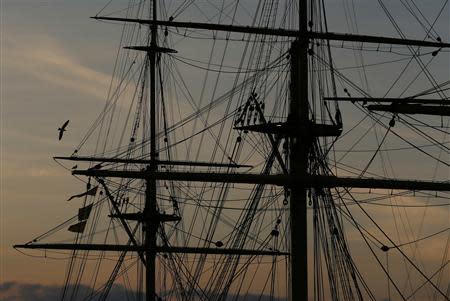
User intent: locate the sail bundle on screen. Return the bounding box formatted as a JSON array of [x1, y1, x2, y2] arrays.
[[78, 204, 93, 221], [67, 204, 93, 233], [67, 186, 98, 201], [66, 186, 96, 233], [68, 221, 87, 233]]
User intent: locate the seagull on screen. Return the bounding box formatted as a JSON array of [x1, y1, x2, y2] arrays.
[[58, 120, 69, 140]]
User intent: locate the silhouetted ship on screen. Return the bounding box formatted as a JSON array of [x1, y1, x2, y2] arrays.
[[15, 0, 450, 300]]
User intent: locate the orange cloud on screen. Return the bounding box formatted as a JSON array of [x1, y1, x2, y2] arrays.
[[5, 35, 110, 100]]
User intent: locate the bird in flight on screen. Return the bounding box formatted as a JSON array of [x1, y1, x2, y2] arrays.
[[58, 120, 70, 140]]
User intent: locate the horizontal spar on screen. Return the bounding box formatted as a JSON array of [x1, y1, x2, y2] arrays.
[[324, 97, 450, 105], [72, 169, 450, 191], [73, 169, 287, 185], [54, 156, 251, 168], [367, 104, 450, 116], [315, 177, 450, 191], [92, 16, 450, 48], [14, 244, 288, 256]]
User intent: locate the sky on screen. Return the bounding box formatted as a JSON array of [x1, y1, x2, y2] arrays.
[[1, 0, 449, 300], [2, 0, 117, 286]]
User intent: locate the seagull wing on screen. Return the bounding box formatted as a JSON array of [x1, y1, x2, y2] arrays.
[[61, 120, 70, 130], [58, 129, 64, 140]]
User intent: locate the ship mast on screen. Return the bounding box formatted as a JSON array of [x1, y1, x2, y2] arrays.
[[145, 0, 158, 299], [290, 0, 309, 299]]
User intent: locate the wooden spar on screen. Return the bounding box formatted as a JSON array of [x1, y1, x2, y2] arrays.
[[234, 122, 342, 137], [91, 16, 450, 48], [124, 45, 177, 53], [324, 97, 450, 116], [71, 169, 450, 191], [14, 243, 289, 256], [324, 97, 450, 105], [53, 156, 252, 168], [367, 104, 450, 116]]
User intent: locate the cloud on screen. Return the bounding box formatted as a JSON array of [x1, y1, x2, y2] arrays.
[[0, 281, 286, 301], [0, 281, 139, 301], [0, 282, 60, 301], [5, 35, 111, 100]]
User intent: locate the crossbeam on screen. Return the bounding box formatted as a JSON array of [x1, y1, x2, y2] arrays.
[[124, 46, 177, 53], [324, 97, 450, 105], [367, 104, 450, 116], [92, 16, 450, 48], [72, 169, 450, 191], [54, 156, 251, 168], [234, 122, 342, 137], [14, 243, 288, 256]]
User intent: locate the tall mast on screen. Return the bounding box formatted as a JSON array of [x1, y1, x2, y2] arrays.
[[145, 0, 158, 300], [290, 0, 309, 299]]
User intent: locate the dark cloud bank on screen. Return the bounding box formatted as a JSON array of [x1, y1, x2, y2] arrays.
[[0, 281, 132, 301], [0, 281, 286, 301]]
